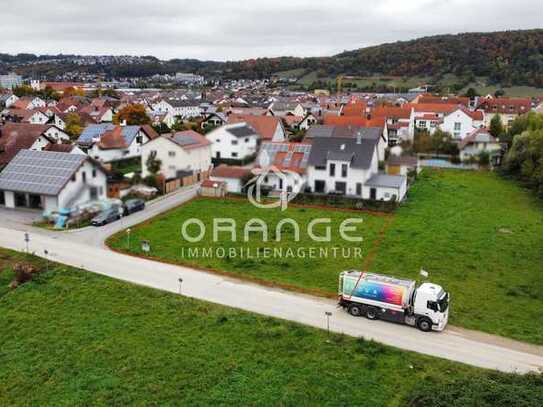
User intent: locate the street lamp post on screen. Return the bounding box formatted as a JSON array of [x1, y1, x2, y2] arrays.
[[44, 249, 49, 273], [24, 232, 30, 254], [126, 228, 131, 250], [178, 277, 183, 295], [325, 311, 332, 335]]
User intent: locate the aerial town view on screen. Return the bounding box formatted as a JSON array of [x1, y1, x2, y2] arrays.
[[1, 1, 543, 406]]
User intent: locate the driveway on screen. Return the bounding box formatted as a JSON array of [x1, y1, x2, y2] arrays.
[[0, 225, 542, 374], [0, 185, 199, 246]]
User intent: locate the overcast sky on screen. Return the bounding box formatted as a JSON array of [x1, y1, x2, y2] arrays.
[[1, 0, 540, 61]]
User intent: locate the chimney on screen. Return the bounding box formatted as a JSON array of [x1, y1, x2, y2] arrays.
[[356, 132, 362, 145]]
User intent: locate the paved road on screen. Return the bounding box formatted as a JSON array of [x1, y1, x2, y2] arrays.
[[0, 185, 199, 247], [0, 225, 542, 374]]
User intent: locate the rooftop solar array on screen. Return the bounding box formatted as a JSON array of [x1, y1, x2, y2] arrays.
[[0, 150, 86, 195], [227, 124, 257, 138], [258, 143, 312, 170]]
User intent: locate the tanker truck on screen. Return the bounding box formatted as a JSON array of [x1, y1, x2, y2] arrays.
[[338, 271, 449, 332]]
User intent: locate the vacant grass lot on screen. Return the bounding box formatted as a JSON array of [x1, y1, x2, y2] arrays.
[[109, 199, 388, 294], [1, 249, 541, 406], [110, 170, 543, 344], [370, 170, 543, 344]]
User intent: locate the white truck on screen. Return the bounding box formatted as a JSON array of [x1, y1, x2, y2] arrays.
[[338, 271, 449, 332]]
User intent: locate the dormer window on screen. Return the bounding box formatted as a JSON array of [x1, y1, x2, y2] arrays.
[[340, 144, 346, 151]]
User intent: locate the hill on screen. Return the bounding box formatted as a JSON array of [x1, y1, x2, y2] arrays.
[[2, 29, 543, 90]]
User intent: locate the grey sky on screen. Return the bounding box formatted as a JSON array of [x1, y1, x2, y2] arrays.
[[1, 0, 540, 61]]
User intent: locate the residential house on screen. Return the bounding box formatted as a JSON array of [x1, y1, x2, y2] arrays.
[[206, 122, 260, 162], [0, 123, 70, 167], [210, 165, 251, 193], [369, 106, 412, 145], [268, 101, 306, 117], [78, 124, 158, 163], [10, 96, 46, 110], [306, 134, 407, 201], [201, 112, 227, 130], [4, 108, 50, 125], [306, 125, 388, 162], [458, 128, 502, 162], [228, 114, 286, 142], [254, 141, 312, 193], [282, 113, 318, 132], [141, 130, 212, 182], [477, 97, 531, 127], [0, 150, 107, 213], [441, 107, 485, 140]]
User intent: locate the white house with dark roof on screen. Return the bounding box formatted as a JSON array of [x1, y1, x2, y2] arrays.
[[77, 124, 158, 163], [206, 122, 259, 161], [141, 130, 212, 180], [0, 150, 107, 213], [306, 134, 406, 201]]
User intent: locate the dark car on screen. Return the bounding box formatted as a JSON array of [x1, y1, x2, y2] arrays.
[[91, 207, 121, 227], [123, 199, 145, 216]]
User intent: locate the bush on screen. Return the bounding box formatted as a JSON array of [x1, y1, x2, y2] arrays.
[[10, 262, 41, 289], [406, 373, 543, 407]]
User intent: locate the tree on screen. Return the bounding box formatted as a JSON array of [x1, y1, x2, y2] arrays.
[[490, 114, 505, 138], [113, 104, 151, 125], [464, 87, 479, 99], [145, 152, 162, 176], [152, 122, 170, 134], [63, 87, 85, 97], [494, 89, 506, 97], [64, 113, 84, 140]]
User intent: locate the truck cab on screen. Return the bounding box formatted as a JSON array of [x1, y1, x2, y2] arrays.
[[412, 283, 449, 331]]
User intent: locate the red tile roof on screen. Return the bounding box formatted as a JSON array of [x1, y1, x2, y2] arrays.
[[0, 123, 55, 166], [324, 114, 385, 128], [228, 114, 282, 140], [98, 126, 127, 150], [211, 164, 251, 179], [477, 97, 531, 115]]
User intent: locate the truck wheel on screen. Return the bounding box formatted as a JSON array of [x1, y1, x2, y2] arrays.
[[365, 307, 378, 320], [417, 318, 432, 332], [348, 304, 363, 317]]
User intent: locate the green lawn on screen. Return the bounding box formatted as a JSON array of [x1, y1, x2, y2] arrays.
[[109, 199, 388, 294], [371, 170, 543, 344], [109, 170, 543, 344], [1, 249, 541, 406]]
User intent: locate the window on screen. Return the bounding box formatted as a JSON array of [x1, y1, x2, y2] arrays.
[[232, 152, 238, 158], [92, 169, 97, 178], [427, 301, 438, 312], [419, 121, 427, 128], [82, 172, 87, 183], [314, 180, 325, 193], [245, 138, 249, 143], [315, 165, 326, 170], [168, 151, 176, 157], [216, 139, 220, 143], [384, 192, 391, 198], [454, 122, 461, 131], [341, 164, 348, 178], [71, 174, 76, 182], [232, 140, 238, 145], [356, 183, 362, 196], [329, 163, 336, 177], [136, 135, 143, 144]]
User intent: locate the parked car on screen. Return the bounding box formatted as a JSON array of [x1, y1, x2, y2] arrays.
[[123, 199, 145, 216], [91, 207, 121, 227]]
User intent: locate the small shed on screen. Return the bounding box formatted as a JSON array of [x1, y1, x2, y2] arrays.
[[200, 179, 227, 198]]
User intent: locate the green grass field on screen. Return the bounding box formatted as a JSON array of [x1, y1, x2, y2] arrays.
[[109, 170, 543, 344], [370, 170, 543, 344], [109, 199, 388, 294], [1, 249, 541, 406]]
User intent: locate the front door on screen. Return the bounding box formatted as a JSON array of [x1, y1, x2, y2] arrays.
[[335, 182, 346, 195], [370, 188, 377, 200]]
